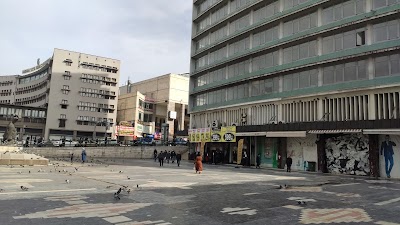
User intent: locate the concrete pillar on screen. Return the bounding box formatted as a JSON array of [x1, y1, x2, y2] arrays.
[[368, 93, 376, 120], [180, 104, 185, 131], [73, 130, 77, 140], [166, 102, 175, 139]]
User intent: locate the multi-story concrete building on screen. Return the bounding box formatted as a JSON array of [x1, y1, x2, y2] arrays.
[[118, 73, 189, 141], [0, 48, 120, 141], [189, 0, 400, 178]]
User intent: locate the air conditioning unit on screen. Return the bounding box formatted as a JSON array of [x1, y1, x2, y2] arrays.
[[212, 120, 219, 128]]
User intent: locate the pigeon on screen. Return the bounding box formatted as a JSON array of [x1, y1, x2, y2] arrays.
[[127, 189, 131, 194], [69, 173, 72, 176], [114, 188, 122, 200], [137, 184, 139, 189], [29, 171, 31, 174], [127, 176, 131, 180], [74, 167, 79, 171], [119, 171, 123, 173], [297, 201, 307, 205], [277, 185, 283, 189], [20, 186, 29, 191], [0, 189, 5, 192], [65, 180, 70, 184]]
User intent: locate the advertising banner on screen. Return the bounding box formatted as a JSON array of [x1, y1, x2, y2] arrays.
[[211, 126, 236, 143], [237, 139, 244, 165], [115, 126, 134, 137]]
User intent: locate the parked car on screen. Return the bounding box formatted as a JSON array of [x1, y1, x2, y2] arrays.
[[174, 138, 188, 146]]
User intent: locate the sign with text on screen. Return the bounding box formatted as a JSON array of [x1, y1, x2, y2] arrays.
[[116, 126, 134, 137], [211, 126, 236, 143]]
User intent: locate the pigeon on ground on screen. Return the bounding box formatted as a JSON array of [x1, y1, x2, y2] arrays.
[[127, 176, 131, 180], [297, 201, 307, 205], [127, 189, 131, 194], [69, 173, 72, 176], [20, 186, 29, 191], [74, 167, 79, 171], [0, 189, 5, 192], [65, 180, 70, 184], [114, 188, 122, 200], [29, 171, 30, 174], [119, 171, 123, 173]]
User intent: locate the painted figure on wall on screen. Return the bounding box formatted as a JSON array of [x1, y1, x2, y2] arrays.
[[381, 135, 397, 178]]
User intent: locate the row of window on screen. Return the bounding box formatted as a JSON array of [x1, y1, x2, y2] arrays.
[[194, 53, 400, 107], [0, 100, 11, 104], [16, 81, 47, 95], [80, 63, 118, 73], [76, 116, 113, 123], [194, 0, 398, 55], [322, 0, 366, 25], [16, 92, 46, 103], [14, 95, 47, 106], [18, 71, 48, 84], [197, 0, 220, 16], [0, 81, 13, 86], [0, 107, 46, 118], [79, 88, 116, 95], [0, 93, 11, 96], [195, 19, 400, 87]]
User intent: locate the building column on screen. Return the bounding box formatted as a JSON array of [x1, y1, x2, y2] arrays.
[[180, 104, 185, 131], [368, 134, 380, 178], [73, 130, 77, 141], [166, 102, 175, 140]]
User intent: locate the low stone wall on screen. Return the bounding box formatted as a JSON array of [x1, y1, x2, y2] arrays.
[[26, 146, 189, 160]]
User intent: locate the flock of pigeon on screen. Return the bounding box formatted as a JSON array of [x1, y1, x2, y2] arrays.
[[1, 159, 141, 200]]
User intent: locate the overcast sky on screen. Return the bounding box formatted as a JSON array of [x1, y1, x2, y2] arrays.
[[0, 0, 192, 84]]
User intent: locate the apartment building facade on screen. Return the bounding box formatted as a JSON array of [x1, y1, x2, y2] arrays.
[[189, 0, 400, 178], [118, 73, 189, 141], [0, 48, 120, 142]]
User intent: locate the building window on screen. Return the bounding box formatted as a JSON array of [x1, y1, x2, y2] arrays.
[[65, 62, 72, 66], [59, 120, 66, 128], [64, 76, 70, 80], [372, 19, 400, 43], [322, 0, 366, 25], [373, 0, 400, 9]]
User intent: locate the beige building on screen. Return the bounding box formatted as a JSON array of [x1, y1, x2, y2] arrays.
[[0, 48, 120, 141], [118, 73, 189, 141]]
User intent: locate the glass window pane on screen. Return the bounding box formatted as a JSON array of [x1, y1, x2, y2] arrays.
[[310, 70, 318, 86], [323, 67, 335, 84], [357, 60, 367, 79], [375, 56, 389, 77], [283, 75, 293, 91], [344, 63, 357, 81], [335, 65, 344, 83], [323, 36, 334, 54], [299, 71, 310, 88], [373, 23, 387, 42], [323, 8, 334, 25]]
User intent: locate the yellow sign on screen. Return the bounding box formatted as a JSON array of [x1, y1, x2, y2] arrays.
[[211, 126, 236, 143], [237, 139, 244, 165], [189, 128, 211, 143]]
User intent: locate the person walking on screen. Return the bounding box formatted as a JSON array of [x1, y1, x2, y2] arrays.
[[70, 153, 74, 164], [171, 150, 176, 163], [153, 149, 158, 162], [81, 148, 87, 164], [381, 135, 397, 178], [194, 152, 203, 174], [286, 156, 293, 172], [176, 153, 182, 167], [158, 152, 164, 167], [256, 153, 261, 169], [166, 151, 171, 164]]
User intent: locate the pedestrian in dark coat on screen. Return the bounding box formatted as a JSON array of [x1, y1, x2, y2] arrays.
[[256, 154, 261, 168], [286, 156, 293, 172], [158, 153, 164, 167], [153, 149, 158, 162], [166, 151, 171, 164], [176, 153, 182, 167], [70, 153, 74, 164]]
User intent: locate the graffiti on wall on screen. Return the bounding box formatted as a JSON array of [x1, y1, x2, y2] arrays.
[[325, 134, 370, 176]]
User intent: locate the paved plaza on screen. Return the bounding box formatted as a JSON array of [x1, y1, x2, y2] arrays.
[[0, 158, 400, 225]]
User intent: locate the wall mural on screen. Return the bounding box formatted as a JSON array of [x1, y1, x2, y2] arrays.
[[325, 134, 370, 176], [379, 135, 400, 179]]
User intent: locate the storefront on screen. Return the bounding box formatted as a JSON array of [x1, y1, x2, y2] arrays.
[[286, 134, 318, 172]]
